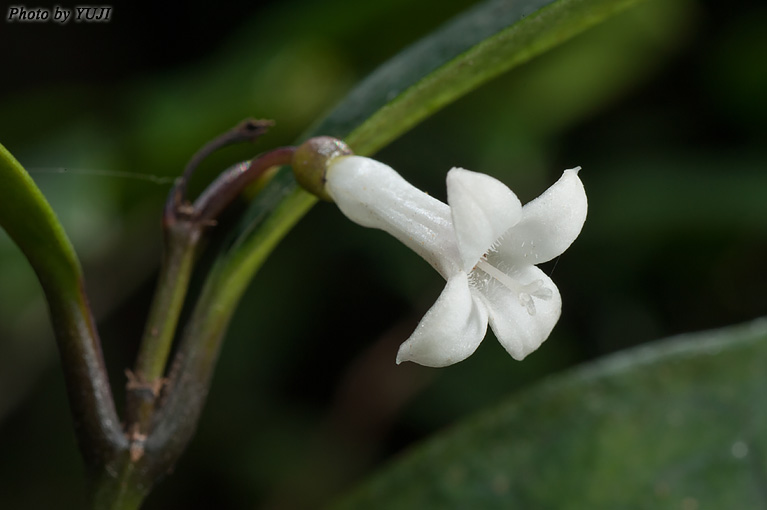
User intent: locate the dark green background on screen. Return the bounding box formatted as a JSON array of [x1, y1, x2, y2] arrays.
[[1, 0, 765, 508]]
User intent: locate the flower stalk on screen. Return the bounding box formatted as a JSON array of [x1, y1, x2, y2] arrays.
[[126, 220, 201, 432], [92, 120, 296, 507], [125, 120, 274, 435]]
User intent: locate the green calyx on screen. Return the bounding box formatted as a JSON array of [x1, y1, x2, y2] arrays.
[[292, 136, 353, 201]]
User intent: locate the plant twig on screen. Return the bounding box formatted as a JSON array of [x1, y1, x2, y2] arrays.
[[126, 120, 278, 436], [138, 147, 297, 480], [170, 118, 273, 216], [193, 146, 296, 223], [125, 221, 201, 432], [109, 121, 296, 503]]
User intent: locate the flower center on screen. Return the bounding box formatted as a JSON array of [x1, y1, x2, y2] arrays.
[[474, 258, 552, 315]]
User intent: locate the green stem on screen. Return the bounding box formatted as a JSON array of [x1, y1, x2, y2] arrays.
[[89, 453, 149, 510], [126, 221, 201, 431], [136, 225, 200, 379], [96, 144, 300, 502], [142, 160, 305, 474], [125, 143, 293, 436]]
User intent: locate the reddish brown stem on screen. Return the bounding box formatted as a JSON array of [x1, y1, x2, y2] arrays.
[[192, 146, 297, 224], [168, 118, 274, 220]]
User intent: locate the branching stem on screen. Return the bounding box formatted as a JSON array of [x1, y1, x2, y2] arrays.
[[102, 122, 297, 508]]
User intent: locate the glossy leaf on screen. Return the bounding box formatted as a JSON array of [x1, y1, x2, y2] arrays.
[[332, 318, 767, 509]]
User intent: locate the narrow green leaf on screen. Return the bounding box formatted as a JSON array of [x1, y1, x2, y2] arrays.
[[316, 0, 646, 155], [332, 318, 767, 509], [211, 0, 650, 315], [0, 142, 82, 295], [0, 142, 124, 472]]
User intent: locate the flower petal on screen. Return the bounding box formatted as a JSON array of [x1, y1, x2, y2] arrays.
[[446, 168, 522, 272], [396, 272, 488, 367], [497, 168, 587, 266], [326, 156, 462, 278], [479, 265, 561, 360]]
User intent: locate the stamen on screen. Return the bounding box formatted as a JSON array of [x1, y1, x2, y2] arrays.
[[519, 293, 536, 315], [474, 258, 551, 315]]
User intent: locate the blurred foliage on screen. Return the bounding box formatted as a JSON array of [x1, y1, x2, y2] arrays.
[[0, 0, 765, 508], [333, 318, 767, 509]]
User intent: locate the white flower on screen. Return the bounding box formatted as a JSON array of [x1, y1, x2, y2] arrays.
[[325, 156, 587, 367]]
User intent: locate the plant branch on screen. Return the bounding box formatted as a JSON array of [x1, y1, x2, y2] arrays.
[[125, 221, 201, 432], [125, 121, 281, 435], [193, 146, 296, 223], [98, 126, 297, 499], [170, 119, 273, 214], [137, 149, 298, 480]]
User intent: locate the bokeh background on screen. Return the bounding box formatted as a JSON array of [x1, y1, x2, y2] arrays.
[[1, 0, 765, 507]]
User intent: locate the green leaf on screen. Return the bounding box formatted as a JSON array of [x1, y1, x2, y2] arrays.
[[0, 142, 123, 472], [332, 318, 767, 509], [0, 143, 82, 295], [315, 0, 648, 155], [209, 0, 651, 317]]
